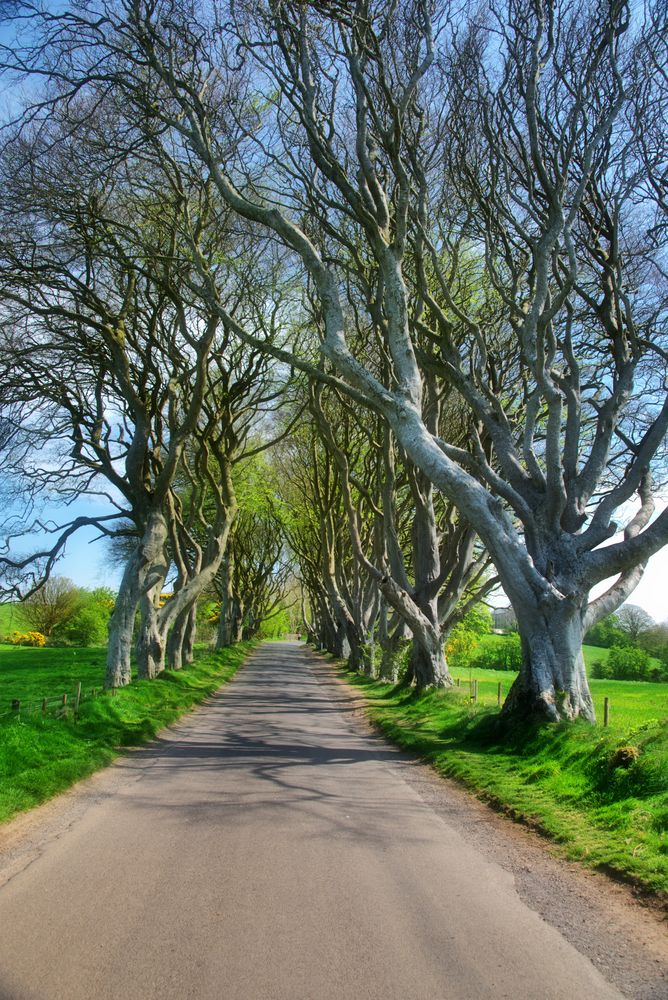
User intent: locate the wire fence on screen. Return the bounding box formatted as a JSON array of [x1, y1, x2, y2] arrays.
[[453, 676, 611, 725], [0, 682, 116, 723]]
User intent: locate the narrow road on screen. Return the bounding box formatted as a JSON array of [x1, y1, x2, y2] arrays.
[[0, 643, 663, 1000]]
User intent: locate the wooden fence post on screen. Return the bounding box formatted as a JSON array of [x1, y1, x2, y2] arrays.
[[604, 697, 610, 727], [497, 682, 502, 707], [456, 677, 460, 687], [42, 698, 47, 716], [472, 679, 478, 703], [74, 682, 82, 718]]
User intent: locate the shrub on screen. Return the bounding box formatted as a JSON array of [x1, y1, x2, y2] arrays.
[[58, 587, 115, 647], [445, 627, 479, 670], [591, 658, 612, 679], [7, 630, 46, 647], [469, 633, 522, 671], [607, 645, 650, 680]]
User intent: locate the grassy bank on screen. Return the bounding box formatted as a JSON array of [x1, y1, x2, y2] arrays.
[[0, 643, 254, 825], [338, 666, 668, 897]]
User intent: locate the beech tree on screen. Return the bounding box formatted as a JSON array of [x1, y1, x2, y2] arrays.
[[3, 0, 668, 718], [0, 94, 289, 685], [21, 576, 82, 639]]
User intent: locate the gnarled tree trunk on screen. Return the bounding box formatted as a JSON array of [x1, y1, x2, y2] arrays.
[[135, 511, 169, 680], [502, 598, 594, 722], [167, 602, 197, 670], [105, 547, 140, 688]]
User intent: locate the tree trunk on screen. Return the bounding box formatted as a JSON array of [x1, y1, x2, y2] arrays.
[[503, 599, 594, 722], [167, 602, 197, 670], [136, 599, 166, 679], [232, 599, 244, 643], [408, 635, 451, 691], [135, 511, 169, 680], [345, 626, 374, 675], [105, 548, 140, 689], [407, 590, 452, 691], [216, 599, 234, 647], [182, 605, 196, 664], [331, 622, 350, 659], [215, 551, 235, 648]]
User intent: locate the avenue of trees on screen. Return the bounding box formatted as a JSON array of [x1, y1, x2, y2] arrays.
[[0, 0, 667, 722]]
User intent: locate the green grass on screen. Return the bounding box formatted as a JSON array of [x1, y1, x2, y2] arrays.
[[0, 642, 254, 824], [0, 603, 26, 637], [338, 665, 668, 897], [450, 665, 668, 731], [0, 645, 110, 717], [454, 639, 667, 730]]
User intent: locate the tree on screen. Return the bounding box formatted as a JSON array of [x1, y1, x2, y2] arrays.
[[0, 97, 291, 684], [21, 576, 82, 638], [584, 614, 628, 649], [62, 587, 115, 646], [614, 605, 655, 645]]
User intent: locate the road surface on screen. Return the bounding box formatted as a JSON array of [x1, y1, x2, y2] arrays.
[[0, 643, 663, 1000]]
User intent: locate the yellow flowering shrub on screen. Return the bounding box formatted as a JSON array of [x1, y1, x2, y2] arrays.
[[7, 630, 47, 647]]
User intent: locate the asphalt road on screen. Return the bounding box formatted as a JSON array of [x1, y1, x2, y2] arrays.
[[0, 642, 647, 999]]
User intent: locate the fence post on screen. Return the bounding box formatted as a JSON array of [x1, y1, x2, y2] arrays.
[[604, 696, 610, 727], [74, 682, 82, 718], [497, 682, 502, 707], [455, 677, 460, 687], [61, 693, 67, 715], [472, 679, 478, 703], [42, 698, 47, 717]]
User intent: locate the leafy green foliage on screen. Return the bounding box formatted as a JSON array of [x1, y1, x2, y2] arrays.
[[445, 627, 479, 670], [585, 614, 629, 649], [592, 644, 667, 682], [469, 633, 522, 671], [458, 604, 493, 636], [59, 588, 115, 646]]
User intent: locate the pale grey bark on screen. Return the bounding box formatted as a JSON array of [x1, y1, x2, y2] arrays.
[[135, 510, 170, 680], [105, 546, 140, 689]]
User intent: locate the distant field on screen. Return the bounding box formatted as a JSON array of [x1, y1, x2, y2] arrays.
[[0, 604, 26, 637], [450, 667, 668, 730], [452, 642, 667, 730]]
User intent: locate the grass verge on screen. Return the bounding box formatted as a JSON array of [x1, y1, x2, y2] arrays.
[[0, 642, 254, 825], [336, 663, 668, 899]]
